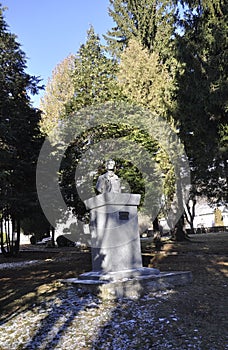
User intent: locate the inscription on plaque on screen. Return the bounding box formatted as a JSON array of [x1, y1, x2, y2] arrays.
[[119, 211, 129, 220]]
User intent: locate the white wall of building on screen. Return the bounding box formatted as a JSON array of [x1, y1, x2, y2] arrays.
[[160, 200, 228, 231]]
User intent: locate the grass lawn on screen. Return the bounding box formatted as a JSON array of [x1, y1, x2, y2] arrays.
[[0, 231, 227, 349]]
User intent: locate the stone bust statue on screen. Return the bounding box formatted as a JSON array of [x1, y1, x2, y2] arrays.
[[96, 159, 121, 193]]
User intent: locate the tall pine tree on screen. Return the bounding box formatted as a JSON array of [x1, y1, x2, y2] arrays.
[[175, 0, 228, 204], [104, 0, 177, 59], [69, 25, 122, 112], [0, 4, 43, 256]]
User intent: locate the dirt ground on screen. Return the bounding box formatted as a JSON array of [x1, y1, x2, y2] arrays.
[[0, 231, 227, 349]]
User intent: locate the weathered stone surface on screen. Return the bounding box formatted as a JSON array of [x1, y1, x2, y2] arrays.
[[84, 192, 141, 211], [62, 270, 193, 299], [78, 267, 160, 281], [64, 190, 193, 300], [84, 193, 142, 273]]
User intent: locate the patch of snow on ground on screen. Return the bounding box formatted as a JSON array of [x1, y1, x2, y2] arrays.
[[0, 260, 42, 270], [0, 286, 205, 350]]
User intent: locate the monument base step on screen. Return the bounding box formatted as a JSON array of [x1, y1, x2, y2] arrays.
[[78, 267, 160, 281], [61, 268, 192, 300]]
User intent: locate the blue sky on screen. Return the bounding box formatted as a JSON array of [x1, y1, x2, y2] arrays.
[[2, 0, 114, 107]]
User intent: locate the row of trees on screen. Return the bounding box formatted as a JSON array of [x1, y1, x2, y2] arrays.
[[40, 0, 227, 237], [0, 1, 227, 255]]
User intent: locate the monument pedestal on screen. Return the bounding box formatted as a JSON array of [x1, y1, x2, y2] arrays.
[[84, 192, 144, 273], [62, 192, 192, 299]]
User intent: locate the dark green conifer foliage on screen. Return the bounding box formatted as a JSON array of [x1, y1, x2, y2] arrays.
[[0, 5, 44, 256], [67, 26, 122, 113], [176, 0, 228, 203], [104, 0, 176, 57]]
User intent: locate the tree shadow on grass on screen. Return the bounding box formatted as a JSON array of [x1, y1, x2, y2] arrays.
[[91, 232, 228, 350], [0, 251, 91, 325], [23, 289, 95, 350], [1, 233, 227, 348]]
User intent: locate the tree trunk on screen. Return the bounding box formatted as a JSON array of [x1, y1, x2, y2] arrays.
[[153, 217, 159, 232], [15, 219, 21, 254], [51, 225, 55, 247], [0, 214, 20, 257], [184, 199, 196, 234], [173, 215, 186, 241]]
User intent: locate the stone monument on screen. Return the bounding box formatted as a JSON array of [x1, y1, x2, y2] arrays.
[[63, 160, 192, 299], [86, 159, 144, 274]]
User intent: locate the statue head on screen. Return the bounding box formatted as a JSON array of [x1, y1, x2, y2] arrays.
[[105, 159, 116, 171], [96, 159, 121, 193]]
